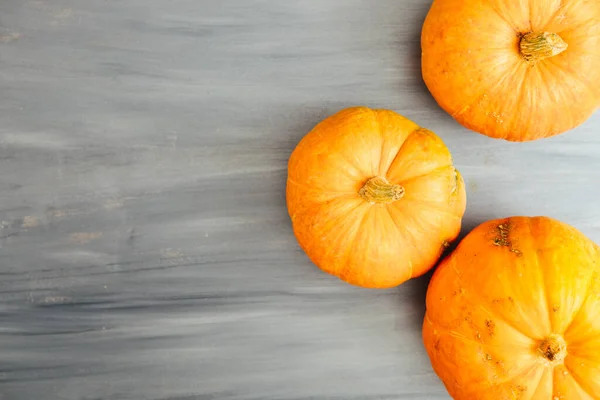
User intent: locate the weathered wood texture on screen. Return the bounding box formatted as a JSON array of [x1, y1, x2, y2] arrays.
[[1, 1, 599, 399]]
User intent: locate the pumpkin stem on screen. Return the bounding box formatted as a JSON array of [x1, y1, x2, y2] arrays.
[[538, 334, 567, 362], [359, 176, 404, 204], [520, 32, 568, 62]]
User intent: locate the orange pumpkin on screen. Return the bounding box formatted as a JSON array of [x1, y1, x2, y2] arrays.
[[286, 107, 466, 289], [423, 216, 600, 399], [421, 0, 600, 141]]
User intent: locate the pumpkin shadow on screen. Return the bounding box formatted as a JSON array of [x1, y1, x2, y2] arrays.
[[402, 3, 437, 103], [398, 245, 452, 333], [399, 269, 434, 333], [397, 214, 481, 332], [394, 0, 455, 123]]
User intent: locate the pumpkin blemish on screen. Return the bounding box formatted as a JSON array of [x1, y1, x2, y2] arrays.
[[493, 223, 511, 246], [450, 169, 459, 196], [511, 384, 526, 399], [493, 223, 522, 255], [485, 319, 495, 337]]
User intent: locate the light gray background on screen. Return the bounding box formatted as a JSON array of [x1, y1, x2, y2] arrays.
[[1, 1, 598, 399]]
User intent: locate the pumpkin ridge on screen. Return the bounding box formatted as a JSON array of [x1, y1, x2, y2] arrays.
[[483, 62, 528, 139], [449, 59, 522, 130], [529, 365, 552, 399], [318, 201, 368, 278], [495, 363, 542, 395], [292, 198, 366, 268], [373, 110, 419, 174], [396, 164, 454, 185], [424, 312, 531, 350], [537, 60, 580, 112], [551, 368, 563, 400], [487, 0, 525, 33], [287, 177, 355, 195], [460, 362, 542, 398], [563, 359, 597, 399], [540, 2, 570, 32], [384, 205, 420, 280], [446, 259, 535, 340], [388, 203, 429, 257], [527, 218, 554, 333], [426, 315, 479, 346], [557, 15, 599, 40], [382, 126, 423, 176], [540, 1, 594, 34], [567, 339, 600, 359], [290, 194, 364, 223], [337, 206, 372, 284], [332, 148, 372, 177], [565, 351, 600, 366], [372, 109, 388, 176], [520, 66, 536, 137], [401, 165, 464, 214], [563, 270, 599, 337], [545, 57, 599, 104], [508, 64, 534, 139], [399, 197, 463, 219]]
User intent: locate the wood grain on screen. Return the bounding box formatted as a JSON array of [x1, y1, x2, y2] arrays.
[[1, 1, 599, 399]]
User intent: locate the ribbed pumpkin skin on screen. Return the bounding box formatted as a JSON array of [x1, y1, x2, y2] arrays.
[[421, 0, 600, 142], [286, 107, 466, 289], [423, 216, 600, 399]]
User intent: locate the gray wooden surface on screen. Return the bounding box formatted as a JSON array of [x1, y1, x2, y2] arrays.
[[1, 1, 599, 399]]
